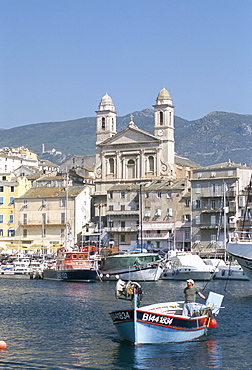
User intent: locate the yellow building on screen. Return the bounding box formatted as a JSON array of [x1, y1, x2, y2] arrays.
[[0, 172, 31, 249]]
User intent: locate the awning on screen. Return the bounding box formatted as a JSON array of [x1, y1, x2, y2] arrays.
[[29, 244, 44, 249], [6, 244, 27, 249]]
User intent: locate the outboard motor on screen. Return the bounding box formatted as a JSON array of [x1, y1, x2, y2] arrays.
[[115, 279, 143, 306]]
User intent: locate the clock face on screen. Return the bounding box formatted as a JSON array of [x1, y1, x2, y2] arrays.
[[158, 129, 164, 136]]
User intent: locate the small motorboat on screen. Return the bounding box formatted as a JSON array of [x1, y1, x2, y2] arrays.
[[109, 279, 224, 345]]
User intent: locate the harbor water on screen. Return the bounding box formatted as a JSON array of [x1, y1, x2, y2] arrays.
[[0, 276, 251, 369]]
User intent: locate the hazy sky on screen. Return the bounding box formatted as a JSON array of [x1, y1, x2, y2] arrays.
[[1, 0, 251, 129]]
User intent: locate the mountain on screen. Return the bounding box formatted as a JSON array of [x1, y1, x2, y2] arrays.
[[0, 110, 251, 167]]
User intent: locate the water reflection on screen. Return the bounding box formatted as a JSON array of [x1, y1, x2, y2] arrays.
[[111, 336, 222, 370]]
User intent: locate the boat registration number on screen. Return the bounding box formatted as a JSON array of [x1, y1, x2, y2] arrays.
[[141, 313, 173, 326], [111, 311, 131, 322], [57, 272, 68, 279]]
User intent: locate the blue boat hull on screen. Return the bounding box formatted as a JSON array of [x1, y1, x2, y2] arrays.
[[43, 268, 98, 282], [109, 308, 208, 344]]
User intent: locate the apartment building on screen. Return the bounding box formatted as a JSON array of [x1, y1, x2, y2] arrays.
[[14, 185, 92, 249], [191, 162, 252, 255], [105, 178, 191, 251]]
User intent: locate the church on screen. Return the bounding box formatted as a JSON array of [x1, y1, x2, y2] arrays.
[[94, 88, 177, 195]]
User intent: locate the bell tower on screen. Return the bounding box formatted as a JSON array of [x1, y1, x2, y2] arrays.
[[153, 88, 175, 176], [96, 93, 117, 145]]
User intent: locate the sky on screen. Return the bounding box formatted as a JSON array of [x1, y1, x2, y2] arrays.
[[1, 0, 251, 129]]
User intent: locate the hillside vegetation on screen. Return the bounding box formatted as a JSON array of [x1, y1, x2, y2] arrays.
[[0, 110, 251, 167]]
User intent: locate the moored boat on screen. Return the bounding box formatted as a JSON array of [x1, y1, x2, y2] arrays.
[[43, 247, 99, 282], [100, 252, 164, 281], [203, 258, 249, 281], [161, 252, 215, 281], [227, 233, 252, 281], [109, 280, 224, 345]]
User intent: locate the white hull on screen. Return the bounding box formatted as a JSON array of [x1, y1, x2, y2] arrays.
[[101, 264, 163, 281], [162, 268, 212, 281], [227, 241, 252, 281], [162, 252, 215, 281], [213, 266, 249, 280]]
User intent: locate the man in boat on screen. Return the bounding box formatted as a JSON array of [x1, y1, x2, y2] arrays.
[[182, 279, 206, 316]]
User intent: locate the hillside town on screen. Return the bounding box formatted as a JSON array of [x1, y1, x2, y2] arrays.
[[0, 88, 251, 260]]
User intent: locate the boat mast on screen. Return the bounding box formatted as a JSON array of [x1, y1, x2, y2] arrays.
[[65, 172, 69, 249], [242, 175, 252, 234], [223, 181, 227, 262], [139, 184, 143, 252]]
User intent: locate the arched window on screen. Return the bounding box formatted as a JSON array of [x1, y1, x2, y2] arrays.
[[109, 158, 114, 174], [148, 156, 154, 172], [127, 159, 135, 179], [102, 117, 105, 130], [160, 111, 163, 125], [111, 118, 114, 131]]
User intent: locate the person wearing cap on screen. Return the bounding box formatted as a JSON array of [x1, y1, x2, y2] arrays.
[[182, 279, 206, 316]]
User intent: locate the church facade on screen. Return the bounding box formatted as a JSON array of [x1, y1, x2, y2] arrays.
[[94, 88, 176, 195]]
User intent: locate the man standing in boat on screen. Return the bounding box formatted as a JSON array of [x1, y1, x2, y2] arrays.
[[182, 279, 206, 316]]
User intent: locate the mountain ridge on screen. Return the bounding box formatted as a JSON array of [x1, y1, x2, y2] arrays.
[[0, 110, 251, 167]]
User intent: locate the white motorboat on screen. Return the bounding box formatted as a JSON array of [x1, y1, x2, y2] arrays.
[[161, 251, 215, 281], [0, 262, 15, 275], [203, 258, 249, 281], [13, 259, 31, 274]]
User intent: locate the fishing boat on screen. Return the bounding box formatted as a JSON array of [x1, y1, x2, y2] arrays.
[[42, 247, 99, 282], [227, 233, 252, 281], [161, 252, 215, 281], [99, 252, 164, 281], [109, 280, 224, 345]]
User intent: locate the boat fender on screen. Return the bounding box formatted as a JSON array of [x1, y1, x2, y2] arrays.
[[208, 318, 217, 329], [176, 269, 179, 275], [221, 270, 225, 276]]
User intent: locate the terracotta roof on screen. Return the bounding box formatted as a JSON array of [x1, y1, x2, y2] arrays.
[[18, 186, 86, 199], [108, 178, 189, 192], [175, 155, 201, 168], [199, 161, 252, 170]]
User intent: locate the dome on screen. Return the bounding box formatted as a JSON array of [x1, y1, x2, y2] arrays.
[[100, 93, 113, 106], [98, 93, 115, 111], [157, 88, 171, 101]]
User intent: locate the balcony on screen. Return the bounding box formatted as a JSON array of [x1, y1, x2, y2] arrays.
[[201, 207, 222, 213], [105, 226, 137, 232], [106, 210, 139, 216], [142, 232, 170, 240], [19, 220, 66, 227], [199, 193, 222, 198]]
